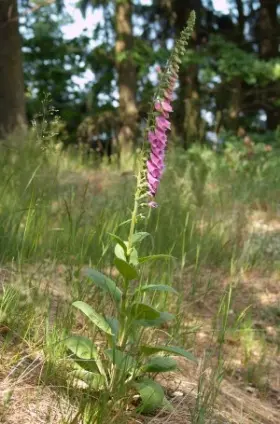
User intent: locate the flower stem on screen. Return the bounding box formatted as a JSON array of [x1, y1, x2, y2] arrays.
[[127, 166, 142, 252]]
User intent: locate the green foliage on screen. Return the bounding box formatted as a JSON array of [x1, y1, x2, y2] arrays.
[[134, 379, 165, 413], [210, 35, 280, 85], [23, 5, 89, 131], [84, 267, 122, 303], [142, 356, 177, 373], [72, 301, 113, 335], [16, 0, 280, 147], [1, 128, 280, 421], [139, 345, 197, 362], [114, 257, 139, 280], [65, 229, 196, 414]]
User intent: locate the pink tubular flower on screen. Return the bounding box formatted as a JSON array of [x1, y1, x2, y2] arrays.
[[146, 83, 176, 206], [155, 101, 173, 113], [155, 65, 162, 74], [144, 10, 196, 207], [156, 116, 171, 131], [148, 201, 158, 208]]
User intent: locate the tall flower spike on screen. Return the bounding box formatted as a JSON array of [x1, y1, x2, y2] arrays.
[[145, 11, 196, 207]]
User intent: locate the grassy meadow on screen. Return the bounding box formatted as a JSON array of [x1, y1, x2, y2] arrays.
[[0, 133, 280, 424]]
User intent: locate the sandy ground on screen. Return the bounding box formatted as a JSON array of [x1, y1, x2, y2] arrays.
[[0, 211, 279, 424]]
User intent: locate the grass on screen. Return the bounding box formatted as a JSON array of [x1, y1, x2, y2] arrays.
[[0, 133, 280, 423]]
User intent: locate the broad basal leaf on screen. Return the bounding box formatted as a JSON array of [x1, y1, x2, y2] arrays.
[[65, 335, 99, 372], [135, 379, 165, 414], [135, 311, 174, 328], [162, 396, 174, 412], [73, 301, 113, 335], [84, 268, 122, 303], [105, 348, 137, 373], [137, 284, 178, 295], [106, 317, 119, 340], [65, 335, 98, 360], [142, 356, 178, 373], [130, 302, 161, 321], [139, 345, 197, 363], [69, 369, 105, 390]]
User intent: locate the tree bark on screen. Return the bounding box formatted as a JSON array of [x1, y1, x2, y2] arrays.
[[115, 0, 138, 153], [235, 0, 245, 43], [228, 78, 242, 132], [173, 0, 202, 148], [256, 0, 280, 130], [0, 0, 26, 139]]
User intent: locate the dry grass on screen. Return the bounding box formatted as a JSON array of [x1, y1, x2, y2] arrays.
[[1, 261, 279, 424], [1, 160, 280, 424]]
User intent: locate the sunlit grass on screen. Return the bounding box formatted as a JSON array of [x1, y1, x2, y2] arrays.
[[1, 134, 280, 423]]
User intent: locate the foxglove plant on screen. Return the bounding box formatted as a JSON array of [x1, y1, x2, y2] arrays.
[[64, 11, 196, 419], [144, 17, 195, 207]]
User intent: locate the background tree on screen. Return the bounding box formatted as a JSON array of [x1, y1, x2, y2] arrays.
[[0, 0, 26, 138], [80, 0, 138, 153], [0, 0, 279, 147], [115, 0, 138, 152], [23, 4, 90, 141], [255, 0, 280, 129]]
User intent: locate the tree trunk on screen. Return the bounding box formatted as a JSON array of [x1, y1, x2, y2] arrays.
[[256, 0, 279, 130], [173, 0, 202, 149], [180, 64, 201, 148], [228, 78, 242, 132], [0, 0, 26, 139], [115, 0, 138, 153], [235, 0, 245, 43]]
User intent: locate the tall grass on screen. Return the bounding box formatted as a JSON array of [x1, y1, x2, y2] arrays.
[[1, 133, 280, 423], [1, 135, 279, 270]]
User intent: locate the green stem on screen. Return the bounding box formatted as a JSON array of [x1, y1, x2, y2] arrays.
[[118, 165, 143, 353], [127, 168, 141, 252]]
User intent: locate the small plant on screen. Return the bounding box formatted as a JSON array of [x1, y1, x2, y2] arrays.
[[189, 150, 209, 207], [189, 287, 232, 424], [64, 11, 197, 419], [31, 93, 66, 148]]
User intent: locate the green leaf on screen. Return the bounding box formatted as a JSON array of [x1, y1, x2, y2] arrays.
[[73, 301, 113, 335], [139, 345, 197, 363], [114, 258, 138, 280], [135, 379, 165, 414], [69, 369, 105, 390], [105, 349, 137, 372], [106, 317, 119, 339], [72, 357, 99, 373], [142, 357, 178, 373], [162, 396, 174, 412], [65, 335, 99, 373], [114, 243, 127, 261], [138, 254, 174, 264], [129, 247, 139, 266], [131, 232, 150, 246], [106, 316, 119, 346], [137, 284, 178, 295], [84, 268, 122, 303], [135, 311, 174, 328], [65, 335, 98, 360], [108, 233, 127, 254], [130, 302, 161, 321]]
